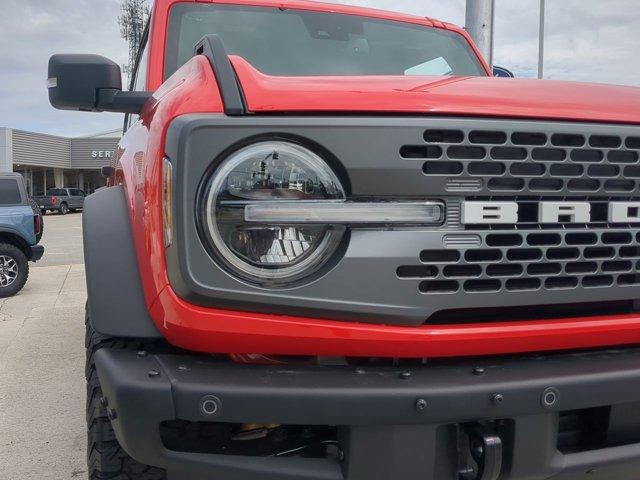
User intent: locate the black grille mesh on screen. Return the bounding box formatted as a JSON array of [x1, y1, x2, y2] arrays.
[[398, 230, 640, 295], [403, 130, 640, 194]]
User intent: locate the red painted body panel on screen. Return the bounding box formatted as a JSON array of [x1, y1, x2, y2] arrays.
[[116, 55, 223, 311], [231, 56, 640, 124], [114, 0, 640, 358], [152, 286, 640, 358]]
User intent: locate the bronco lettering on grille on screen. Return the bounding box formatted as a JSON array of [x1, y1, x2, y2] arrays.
[[462, 201, 640, 224]]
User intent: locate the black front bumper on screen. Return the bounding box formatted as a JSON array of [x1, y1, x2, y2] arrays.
[[95, 347, 640, 480]]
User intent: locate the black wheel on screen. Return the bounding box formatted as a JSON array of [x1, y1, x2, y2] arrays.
[[59, 202, 69, 215], [86, 307, 167, 480], [0, 243, 28, 297]]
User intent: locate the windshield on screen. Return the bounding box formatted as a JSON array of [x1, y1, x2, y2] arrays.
[[165, 4, 486, 78]]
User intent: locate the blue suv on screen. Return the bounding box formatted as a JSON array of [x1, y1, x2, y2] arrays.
[[0, 173, 44, 296]]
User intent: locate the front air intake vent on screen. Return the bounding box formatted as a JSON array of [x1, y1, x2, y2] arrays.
[[399, 229, 640, 296], [407, 128, 640, 195]]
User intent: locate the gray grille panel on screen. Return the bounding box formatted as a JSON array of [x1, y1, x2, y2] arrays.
[[167, 115, 640, 327]]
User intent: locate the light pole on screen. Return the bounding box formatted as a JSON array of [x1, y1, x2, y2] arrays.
[[465, 0, 495, 68], [538, 0, 546, 79]]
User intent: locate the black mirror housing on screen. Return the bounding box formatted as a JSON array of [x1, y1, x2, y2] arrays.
[[492, 65, 515, 78], [48, 54, 152, 114], [48, 54, 122, 111]]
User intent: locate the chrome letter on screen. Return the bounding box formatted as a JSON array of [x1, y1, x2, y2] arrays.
[[539, 202, 591, 223], [462, 201, 518, 224], [609, 202, 640, 223]]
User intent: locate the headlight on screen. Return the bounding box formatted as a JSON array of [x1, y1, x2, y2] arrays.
[[200, 141, 346, 285], [200, 140, 444, 286]]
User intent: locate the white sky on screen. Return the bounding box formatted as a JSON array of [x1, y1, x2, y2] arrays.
[[1, 0, 639, 136]]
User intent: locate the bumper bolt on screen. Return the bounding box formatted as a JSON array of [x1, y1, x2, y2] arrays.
[[137, 350, 148, 358], [355, 368, 366, 375], [177, 365, 188, 372], [415, 398, 428, 411], [399, 371, 411, 380], [473, 367, 485, 376], [148, 370, 160, 378], [491, 393, 504, 405], [99, 396, 108, 409]]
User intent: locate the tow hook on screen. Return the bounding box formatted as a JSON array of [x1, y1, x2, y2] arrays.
[[458, 424, 503, 480]]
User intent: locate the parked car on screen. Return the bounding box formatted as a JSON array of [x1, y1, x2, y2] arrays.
[[34, 187, 85, 215], [48, 1, 640, 479], [0, 173, 44, 297]]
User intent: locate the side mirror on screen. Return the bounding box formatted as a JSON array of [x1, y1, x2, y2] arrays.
[[492, 66, 515, 78], [48, 54, 152, 114]]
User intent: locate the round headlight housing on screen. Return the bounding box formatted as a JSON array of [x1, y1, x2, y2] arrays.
[[201, 141, 346, 285]]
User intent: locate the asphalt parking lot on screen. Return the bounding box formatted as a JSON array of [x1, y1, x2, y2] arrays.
[[0, 212, 86, 479]]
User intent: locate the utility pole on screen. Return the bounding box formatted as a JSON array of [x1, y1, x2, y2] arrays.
[[465, 0, 495, 68], [538, 0, 546, 79], [118, 0, 150, 82]]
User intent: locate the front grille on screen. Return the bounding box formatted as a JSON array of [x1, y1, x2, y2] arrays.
[[404, 129, 640, 195], [173, 116, 640, 327], [396, 122, 640, 323]]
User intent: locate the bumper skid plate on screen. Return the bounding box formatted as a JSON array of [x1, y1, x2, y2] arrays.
[[95, 347, 640, 480]]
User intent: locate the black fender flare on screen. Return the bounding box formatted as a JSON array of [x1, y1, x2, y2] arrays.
[[84, 186, 161, 338], [0, 227, 34, 259]]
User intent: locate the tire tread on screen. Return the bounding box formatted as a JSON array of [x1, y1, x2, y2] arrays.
[[86, 305, 167, 480]]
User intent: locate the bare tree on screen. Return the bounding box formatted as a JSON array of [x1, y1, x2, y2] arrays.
[[118, 0, 150, 82]]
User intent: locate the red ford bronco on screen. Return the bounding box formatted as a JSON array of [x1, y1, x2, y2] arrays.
[[48, 1, 640, 479]]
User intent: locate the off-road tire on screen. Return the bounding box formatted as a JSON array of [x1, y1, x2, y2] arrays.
[[59, 202, 69, 215], [0, 243, 28, 297], [86, 306, 167, 480]]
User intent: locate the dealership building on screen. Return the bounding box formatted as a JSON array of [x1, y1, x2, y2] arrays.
[[0, 127, 121, 196]]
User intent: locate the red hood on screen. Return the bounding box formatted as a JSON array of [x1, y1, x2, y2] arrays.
[[230, 56, 640, 124]]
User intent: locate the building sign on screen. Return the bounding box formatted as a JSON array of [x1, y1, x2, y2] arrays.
[[92, 150, 114, 159]]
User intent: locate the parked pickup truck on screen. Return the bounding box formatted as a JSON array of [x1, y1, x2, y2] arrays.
[[0, 173, 44, 296], [48, 1, 640, 479], [34, 187, 85, 215]]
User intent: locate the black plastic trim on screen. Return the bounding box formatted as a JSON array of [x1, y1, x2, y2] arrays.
[[194, 35, 246, 116], [83, 186, 161, 338], [96, 346, 640, 480], [29, 244, 44, 262]]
